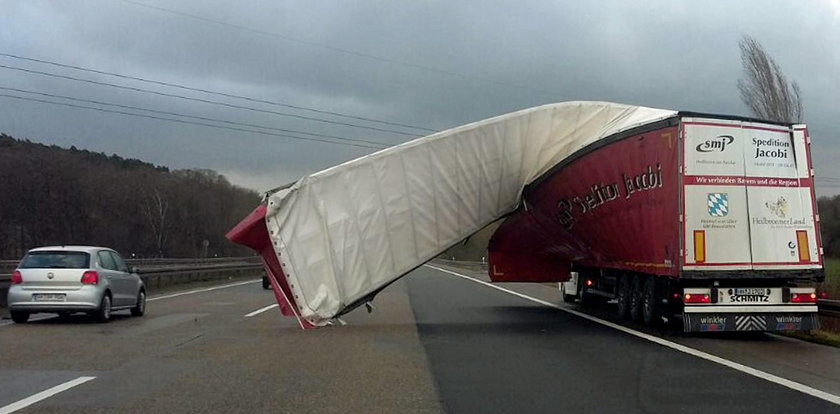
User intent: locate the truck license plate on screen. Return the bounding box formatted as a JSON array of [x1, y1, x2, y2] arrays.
[[727, 288, 770, 303], [32, 293, 66, 302], [735, 288, 769, 296]]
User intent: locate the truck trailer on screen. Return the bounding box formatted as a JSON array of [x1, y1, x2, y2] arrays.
[[489, 113, 823, 332], [226, 102, 823, 331]]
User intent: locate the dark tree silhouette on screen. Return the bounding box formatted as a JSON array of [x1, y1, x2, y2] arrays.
[[0, 134, 260, 259], [737, 35, 803, 123]]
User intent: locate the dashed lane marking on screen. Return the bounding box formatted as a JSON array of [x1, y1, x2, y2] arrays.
[[245, 303, 279, 317], [0, 376, 96, 414]]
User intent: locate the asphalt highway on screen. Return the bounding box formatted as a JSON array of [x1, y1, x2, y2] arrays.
[[1, 265, 839, 413]]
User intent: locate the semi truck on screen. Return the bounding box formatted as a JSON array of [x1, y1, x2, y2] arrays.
[[227, 102, 823, 331], [488, 113, 823, 332]]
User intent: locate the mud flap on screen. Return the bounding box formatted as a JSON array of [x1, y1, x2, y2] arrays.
[[683, 313, 820, 332]]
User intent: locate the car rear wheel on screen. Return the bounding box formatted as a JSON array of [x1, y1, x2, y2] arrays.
[[262, 276, 271, 290], [131, 290, 146, 317], [11, 311, 29, 324], [95, 294, 112, 323]]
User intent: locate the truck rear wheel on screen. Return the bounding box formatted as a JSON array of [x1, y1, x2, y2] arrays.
[[642, 277, 660, 327], [616, 275, 631, 319], [629, 276, 643, 322]]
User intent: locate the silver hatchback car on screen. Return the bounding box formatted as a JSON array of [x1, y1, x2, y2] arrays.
[[7, 246, 146, 323]]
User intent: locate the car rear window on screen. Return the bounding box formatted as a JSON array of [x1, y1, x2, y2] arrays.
[[18, 251, 91, 269]]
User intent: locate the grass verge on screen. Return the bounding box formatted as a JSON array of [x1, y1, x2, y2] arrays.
[[782, 330, 840, 347]]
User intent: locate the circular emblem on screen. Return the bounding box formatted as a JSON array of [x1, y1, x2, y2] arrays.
[[47, 272, 55, 279]]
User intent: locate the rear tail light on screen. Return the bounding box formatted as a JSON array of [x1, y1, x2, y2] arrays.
[[11, 270, 22, 284], [791, 292, 817, 303], [81, 270, 99, 285], [683, 293, 711, 303], [584, 279, 594, 287]]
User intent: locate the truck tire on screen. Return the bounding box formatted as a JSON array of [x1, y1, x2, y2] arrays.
[[616, 275, 631, 319], [642, 277, 660, 327], [629, 276, 643, 322]]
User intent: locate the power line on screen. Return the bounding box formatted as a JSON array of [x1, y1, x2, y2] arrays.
[[0, 86, 391, 147], [0, 93, 386, 150], [0, 52, 437, 133], [117, 0, 538, 94], [0, 63, 420, 137]]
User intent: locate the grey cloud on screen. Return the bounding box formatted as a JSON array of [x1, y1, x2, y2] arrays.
[[0, 0, 837, 195]]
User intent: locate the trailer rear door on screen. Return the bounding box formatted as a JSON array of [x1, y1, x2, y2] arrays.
[[682, 118, 752, 270], [681, 118, 821, 271], [745, 124, 821, 269]]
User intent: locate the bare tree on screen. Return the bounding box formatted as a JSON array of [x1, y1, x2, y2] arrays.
[[737, 35, 803, 123], [141, 188, 170, 256]]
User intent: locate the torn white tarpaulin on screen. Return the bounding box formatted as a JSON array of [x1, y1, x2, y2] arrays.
[[263, 101, 677, 325]]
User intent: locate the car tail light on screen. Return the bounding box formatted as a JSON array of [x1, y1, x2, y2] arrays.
[[683, 293, 711, 303], [791, 292, 817, 303], [11, 270, 22, 284], [81, 270, 99, 285], [584, 279, 593, 287]]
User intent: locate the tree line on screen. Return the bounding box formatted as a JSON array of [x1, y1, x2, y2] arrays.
[[0, 134, 261, 259], [818, 195, 840, 258]]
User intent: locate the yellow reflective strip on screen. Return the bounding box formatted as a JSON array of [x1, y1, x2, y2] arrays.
[[694, 230, 705, 263], [796, 230, 810, 262]]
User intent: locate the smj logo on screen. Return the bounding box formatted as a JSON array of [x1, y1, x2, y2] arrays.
[[765, 196, 788, 218], [707, 193, 729, 217], [696, 135, 734, 153]]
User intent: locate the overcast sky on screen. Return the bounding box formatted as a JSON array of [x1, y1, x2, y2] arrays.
[[1, 0, 838, 195]]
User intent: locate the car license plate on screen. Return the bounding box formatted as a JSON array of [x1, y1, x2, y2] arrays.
[[32, 293, 66, 302]]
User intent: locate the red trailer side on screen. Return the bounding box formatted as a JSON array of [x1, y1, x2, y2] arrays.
[[489, 122, 681, 282]]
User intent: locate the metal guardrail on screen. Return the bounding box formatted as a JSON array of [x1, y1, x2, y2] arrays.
[[818, 299, 840, 318], [0, 257, 264, 308], [2, 258, 838, 318]]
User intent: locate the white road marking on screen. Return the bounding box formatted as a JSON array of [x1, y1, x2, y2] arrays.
[[245, 303, 278, 317], [0, 315, 59, 327], [148, 279, 260, 302], [0, 376, 96, 414], [425, 264, 840, 407]]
